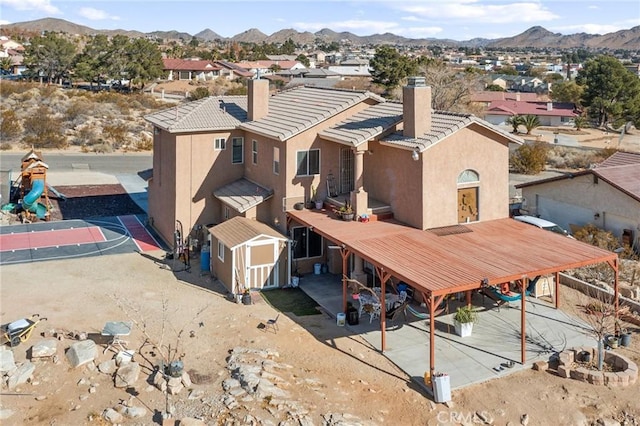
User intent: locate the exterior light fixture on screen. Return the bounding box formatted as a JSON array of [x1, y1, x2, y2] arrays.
[[411, 146, 420, 161]]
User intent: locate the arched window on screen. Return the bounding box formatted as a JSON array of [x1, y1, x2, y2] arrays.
[[457, 169, 479, 184]]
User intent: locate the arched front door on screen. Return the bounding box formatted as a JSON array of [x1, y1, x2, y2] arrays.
[[457, 169, 479, 223]]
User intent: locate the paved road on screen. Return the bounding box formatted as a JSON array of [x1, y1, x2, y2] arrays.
[[0, 152, 152, 175]]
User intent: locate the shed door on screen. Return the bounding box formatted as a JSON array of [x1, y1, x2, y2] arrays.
[[246, 240, 279, 289], [458, 187, 478, 223]]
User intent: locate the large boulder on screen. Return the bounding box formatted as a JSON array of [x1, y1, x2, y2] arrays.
[[0, 348, 16, 373], [66, 340, 97, 368], [114, 362, 140, 388], [98, 359, 117, 375], [31, 339, 58, 358], [103, 408, 124, 424], [8, 361, 36, 390]]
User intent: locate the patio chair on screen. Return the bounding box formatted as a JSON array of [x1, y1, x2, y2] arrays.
[[266, 314, 279, 333], [362, 303, 381, 324]]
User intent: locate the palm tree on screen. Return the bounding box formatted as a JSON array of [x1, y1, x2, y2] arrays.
[[0, 57, 13, 74], [506, 115, 523, 133], [573, 115, 587, 131], [521, 114, 541, 135]]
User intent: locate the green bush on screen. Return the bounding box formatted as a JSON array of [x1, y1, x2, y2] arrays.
[[190, 87, 210, 101], [510, 141, 549, 174]]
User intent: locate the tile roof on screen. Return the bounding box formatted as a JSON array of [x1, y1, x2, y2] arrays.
[[487, 100, 578, 117], [144, 96, 247, 133], [213, 178, 274, 213], [516, 152, 640, 203], [239, 86, 384, 141], [318, 102, 403, 146], [209, 216, 286, 249], [382, 111, 524, 151], [470, 91, 540, 103], [213, 61, 254, 78], [162, 58, 220, 71], [597, 151, 640, 168], [284, 78, 342, 90]]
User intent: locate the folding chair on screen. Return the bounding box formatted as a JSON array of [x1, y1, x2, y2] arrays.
[[266, 314, 279, 333]]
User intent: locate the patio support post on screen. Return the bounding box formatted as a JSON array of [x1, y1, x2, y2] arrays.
[[554, 271, 560, 309], [429, 292, 436, 379], [376, 268, 392, 352], [340, 248, 350, 313], [351, 148, 368, 216], [520, 278, 527, 364], [465, 290, 471, 307], [609, 258, 619, 317]]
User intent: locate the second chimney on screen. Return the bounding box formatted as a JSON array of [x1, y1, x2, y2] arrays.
[[403, 76, 431, 138], [248, 79, 269, 121]]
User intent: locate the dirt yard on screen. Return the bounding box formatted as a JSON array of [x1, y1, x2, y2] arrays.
[[0, 248, 638, 425]]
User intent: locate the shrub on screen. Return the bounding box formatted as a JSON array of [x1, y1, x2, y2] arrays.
[[190, 87, 210, 101], [136, 133, 153, 151], [0, 109, 22, 139], [65, 98, 91, 122], [22, 105, 67, 149], [103, 123, 129, 148], [0, 142, 13, 150], [0, 81, 39, 98], [510, 140, 549, 174]]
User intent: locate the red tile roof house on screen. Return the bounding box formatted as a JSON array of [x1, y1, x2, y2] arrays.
[[516, 151, 640, 251], [236, 60, 306, 78], [162, 58, 222, 81], [483, 100, 579, 127], [144, 77, 620, 375]]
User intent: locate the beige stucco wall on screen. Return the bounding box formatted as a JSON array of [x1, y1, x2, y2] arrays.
[[362, 124, 511, 229], [211, 237, 234, 293], [520, 174, 640, 239], [149, 128, 246, 246]]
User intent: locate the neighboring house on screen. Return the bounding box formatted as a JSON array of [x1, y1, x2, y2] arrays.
[[145, 77, 523, 292], [484, 100, 579, 126], [470, 91, 541, 107], [163, 59, 221, 81], [327, 64, 371, 79], [237, 60, 306, 78], [515, 152, 640, 251], [488, 75, 548, 93], [212, 60, 256, 80]]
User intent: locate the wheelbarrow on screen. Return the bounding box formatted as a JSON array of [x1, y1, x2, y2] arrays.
[[1, 314, 48, 347]]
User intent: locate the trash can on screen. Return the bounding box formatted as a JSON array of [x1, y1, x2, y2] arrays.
[[200, 249, 210, 272], [347, 308, 359, 325], [336, 313, 346, 326], [313, 263, 322, 274], [432, 373, 451, 403]]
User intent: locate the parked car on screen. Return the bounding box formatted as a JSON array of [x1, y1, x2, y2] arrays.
[[513, 215, 574, 238]]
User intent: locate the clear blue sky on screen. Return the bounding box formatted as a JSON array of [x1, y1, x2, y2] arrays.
[[1, 0, 639, 40]]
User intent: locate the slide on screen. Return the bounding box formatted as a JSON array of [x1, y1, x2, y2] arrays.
[[22, 179, 47, 219]]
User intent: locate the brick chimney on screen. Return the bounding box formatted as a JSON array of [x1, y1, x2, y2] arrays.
[[403, 76, 431, 138], [248, 79, 269, 121]]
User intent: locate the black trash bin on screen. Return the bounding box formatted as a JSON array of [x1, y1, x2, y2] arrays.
[[347, 308, 359, 325]]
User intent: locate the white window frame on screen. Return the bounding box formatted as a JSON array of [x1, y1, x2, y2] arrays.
[[273, 146, 280, 175], [217, 241, 225, 261], [296, 149, 320, 176], [252, 139, 258, 165], [214, 137, 226, 150], [232, 137, 244, 164]]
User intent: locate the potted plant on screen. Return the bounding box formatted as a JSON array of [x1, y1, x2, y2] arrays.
[[334, 199, 355, 221], [311, 185, 323, 209], [453, 305, 478, 337]]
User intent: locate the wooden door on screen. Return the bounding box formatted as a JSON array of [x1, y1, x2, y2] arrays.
[[458, 187, 478, 223]]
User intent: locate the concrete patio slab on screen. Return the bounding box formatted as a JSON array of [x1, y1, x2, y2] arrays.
[[298, 272, 594, 392]]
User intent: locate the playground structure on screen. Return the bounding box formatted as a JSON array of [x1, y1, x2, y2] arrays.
[[16, 149, 52, 222]]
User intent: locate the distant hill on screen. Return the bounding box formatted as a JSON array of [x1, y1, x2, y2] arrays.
[[487, 25, 640, 49], [1, 18, 638, 50]]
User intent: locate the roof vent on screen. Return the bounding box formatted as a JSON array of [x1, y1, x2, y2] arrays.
[[407, 76, 426, 87]]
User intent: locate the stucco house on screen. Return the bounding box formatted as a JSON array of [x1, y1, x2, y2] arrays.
[[484, 100, 579, 126], [145, 77, 524, 292], [163, 58, 221, 81], [516, 151, 640, 251]]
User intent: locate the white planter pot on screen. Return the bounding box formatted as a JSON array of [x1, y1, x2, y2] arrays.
[[315, 201, 323, 209], [454, 320, 473, 337]]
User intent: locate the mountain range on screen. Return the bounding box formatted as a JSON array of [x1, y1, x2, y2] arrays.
[[2, 18, 639, 50]]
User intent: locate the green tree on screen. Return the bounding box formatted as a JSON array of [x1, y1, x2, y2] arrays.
[[369, 45, 418, 93], [296, 54, 310, 68], [510, 141, 549, 174], [281, 38, 296, 55], [521, 114, 541, 135], [497, 65, 519, 76], [573, 115, 588, 131], [505, 115, 523, 133], [74, 34, 110, 87], [24, 33, 77, 83], [125, 38, 164, 90], [576, 55, 640, 127], [0, 56, 13, 73], [485, 84, 505, 92], [550, 80, 584, 105]]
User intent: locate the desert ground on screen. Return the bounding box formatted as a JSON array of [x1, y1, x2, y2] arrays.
[[0, 243, 639, 425]]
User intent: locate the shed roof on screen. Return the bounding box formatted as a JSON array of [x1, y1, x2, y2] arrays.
[[209, 216, 286, 249], [144, 96, 247, 133], [287, 210, 616, 296], [213, 178, 274, 213]]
